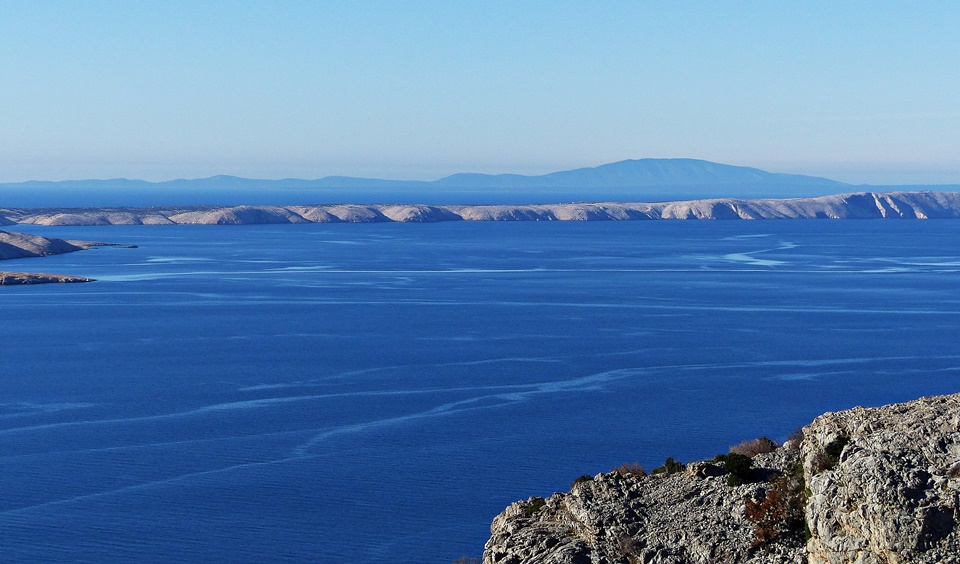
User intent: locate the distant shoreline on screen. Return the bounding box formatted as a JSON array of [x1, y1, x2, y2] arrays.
[[3, 190, 959, 286], [3, 190, 960, 226]]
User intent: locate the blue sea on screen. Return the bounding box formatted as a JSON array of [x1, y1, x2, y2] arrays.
[[2, 220, 960, 562]]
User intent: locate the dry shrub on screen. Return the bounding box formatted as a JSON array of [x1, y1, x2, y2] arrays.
[[651, 457, 684, 475], [744, 475, 807, 548], [730, 436, 778, 458], [614, 462, 647, 478]]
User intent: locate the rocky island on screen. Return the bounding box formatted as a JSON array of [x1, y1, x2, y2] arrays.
[[0, 229, 98, 285], [3, 191, 960, 226], [483, 393, 960, 563]]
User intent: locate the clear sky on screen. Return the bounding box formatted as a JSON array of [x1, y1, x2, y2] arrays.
[[1, 1, 958, 185]]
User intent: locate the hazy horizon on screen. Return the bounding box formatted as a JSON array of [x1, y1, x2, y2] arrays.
[[1, 2, 958, 187]]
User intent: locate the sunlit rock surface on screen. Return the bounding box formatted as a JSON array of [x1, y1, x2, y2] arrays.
[[4, 191, 960, 225], [484, 392, 960, 563]]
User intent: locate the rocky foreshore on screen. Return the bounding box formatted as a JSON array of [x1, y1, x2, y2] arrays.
[[483, 393, 960, 563], [0, 229, 94, 259], [2, 191, 960, 225], [0, 271, 94, 285], [0, 229, 103, 285]]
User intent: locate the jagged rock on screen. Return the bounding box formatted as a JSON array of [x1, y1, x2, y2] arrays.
[[484, 393, 960, 564], [802, 394, 960, 563], [484, 452, 806, 564]]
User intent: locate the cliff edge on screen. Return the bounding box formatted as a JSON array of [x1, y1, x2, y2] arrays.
[[484, 393, 960, 563]]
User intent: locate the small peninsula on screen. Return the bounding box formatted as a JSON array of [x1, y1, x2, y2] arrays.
[[0, 229, 98, 285]]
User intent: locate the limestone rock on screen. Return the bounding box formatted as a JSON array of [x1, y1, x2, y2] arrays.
[[802, 394, 960, 563], [3, 191, 960, 225], [168, 205, 309, 225], [484, 452, 806, 564], [380, 204, 462, 222], [484, 392, 960, 564]]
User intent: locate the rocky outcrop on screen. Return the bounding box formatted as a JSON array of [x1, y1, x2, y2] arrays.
[[484, 450, 806, 564], [0, 230, 109, 285], [0, 230, 89, 259], [802, 394, 960, 563], [3, 191, 960, 226], [0, 271, 94, 285], [484, 393, 960, 563]]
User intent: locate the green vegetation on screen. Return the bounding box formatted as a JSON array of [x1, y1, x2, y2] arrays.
[[651, 457, 685, 475], [724, 453, 754, 486], [812, 434, 850, 473], [824, 435, 849, 465], [572, 475, 594, 487], [522, 497, 546, 516]]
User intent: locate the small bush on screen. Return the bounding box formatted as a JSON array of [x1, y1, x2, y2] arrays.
[[572, 475, 593, 487], [522, 497, 546, 516], [823, 435, 849, 465], [812, 435, 850, 474], [724, 453, 753, 486], [651, 457, 685, 475], [744, 475, 807, 548], [614, 463, 647, 478], [452, 558, 482, 564], [729, 436, 779, 458]]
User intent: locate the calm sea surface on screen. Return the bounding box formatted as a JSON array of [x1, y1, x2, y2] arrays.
[[3, 220, 960, 562]]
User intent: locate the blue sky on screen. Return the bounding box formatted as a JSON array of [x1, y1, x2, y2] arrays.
[[1, 1, 958, 184]]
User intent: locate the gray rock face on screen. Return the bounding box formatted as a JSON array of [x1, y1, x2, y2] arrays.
[[484, 393, 960, 564], [4, 191, 960, 225], [802, 394, 960, 563], [484, 450, 806, 564]]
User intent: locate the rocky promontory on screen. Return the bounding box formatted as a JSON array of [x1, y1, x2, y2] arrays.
[[0, 271, 94, 285], [0, 229, 92, 259], [0, 229, 100, 285], [3, 191, 960, 226], [484, 393, 960, 563]]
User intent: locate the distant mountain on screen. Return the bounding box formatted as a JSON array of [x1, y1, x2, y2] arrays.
[[0, 158, 919, 208], [432, 158, 845, 189]]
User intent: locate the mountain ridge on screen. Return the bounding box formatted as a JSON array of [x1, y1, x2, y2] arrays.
[[1, 158, 843, 190], [5, 158, 956, 208]]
